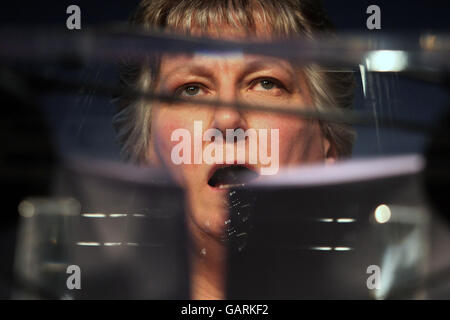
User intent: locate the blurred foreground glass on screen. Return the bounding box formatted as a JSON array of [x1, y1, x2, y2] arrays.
[[13, 198, 80, 299], [12, 159, 190, 299]]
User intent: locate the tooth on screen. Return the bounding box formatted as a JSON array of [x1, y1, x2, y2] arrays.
[[217, 183, 247, 189]]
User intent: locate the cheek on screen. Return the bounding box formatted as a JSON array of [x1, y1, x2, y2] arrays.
[[152, 109, 192, 157], [149, 109, 191, 186], [276, 118, 304, 140], [276, 119, 306, 161], [250, 114, 323, 164], [250, 114, 306, 145], [149, 108, 211, 185], [280, 120, 325, 164]]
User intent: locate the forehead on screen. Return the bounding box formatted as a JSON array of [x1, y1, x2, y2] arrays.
[[162, 13, 291, 60], [189, 21, 274, 41], [162, 51, 254, 64], [157, 24, 298, 80]]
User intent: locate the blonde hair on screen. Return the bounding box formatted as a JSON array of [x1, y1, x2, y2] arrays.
[[113, 0, 355, 163]]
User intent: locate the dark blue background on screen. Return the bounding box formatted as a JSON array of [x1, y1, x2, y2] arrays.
[[1, 0, 449, 32]]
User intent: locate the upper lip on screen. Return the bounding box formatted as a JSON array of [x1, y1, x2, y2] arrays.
[[207, 163, 259, 188]]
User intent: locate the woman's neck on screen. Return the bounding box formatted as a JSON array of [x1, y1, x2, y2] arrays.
[[189, 234, 227, 300]]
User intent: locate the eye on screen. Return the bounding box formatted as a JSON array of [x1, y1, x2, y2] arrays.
[[175, 84, 207, 97], [260, 79, 276, 90], [251, 78, 286, 93], [183, 85, 200, 96]]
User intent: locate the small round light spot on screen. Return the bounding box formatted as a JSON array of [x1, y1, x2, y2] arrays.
[[374, 204, 391, 224], [18, 200, 35, 218]]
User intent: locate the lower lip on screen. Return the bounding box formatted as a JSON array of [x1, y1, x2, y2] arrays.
[[208, 183, 250, 192], [208, 184, 229, 192]]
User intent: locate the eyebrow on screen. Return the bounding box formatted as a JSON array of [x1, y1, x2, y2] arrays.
[[161, 62, 215, 85], [239, 58, 296, 80], [160, 56, 296, 85]]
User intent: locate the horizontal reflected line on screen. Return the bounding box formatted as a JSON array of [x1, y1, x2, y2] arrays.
[[309, 246, 354, 252]]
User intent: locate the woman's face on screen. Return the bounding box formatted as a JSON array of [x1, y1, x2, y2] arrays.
[[146, 27, 335, 248]]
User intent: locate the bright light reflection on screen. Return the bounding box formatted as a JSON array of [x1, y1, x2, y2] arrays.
[[310, 246, 333, 251], [318, 218, 334, 223], [104, 242, 122, 246], [82, 213, 106, 218], [334, 247, 353, 251], [76, 242, 101, 246], [374, 204, 391, 223], [366, 50, 408, 72], [336, 218, 355, 223]]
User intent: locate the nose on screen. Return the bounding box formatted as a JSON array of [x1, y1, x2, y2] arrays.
[[212, 85, 247, 134], [213, 107, 245, 134]]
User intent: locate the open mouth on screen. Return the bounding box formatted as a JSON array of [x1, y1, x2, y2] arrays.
[[207, 165, 259, 189]]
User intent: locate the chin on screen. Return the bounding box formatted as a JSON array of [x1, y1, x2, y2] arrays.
[[197, 203, 229, 237]]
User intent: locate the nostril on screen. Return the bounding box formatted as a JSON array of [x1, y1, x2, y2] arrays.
[[234, 128, 246, 142]]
